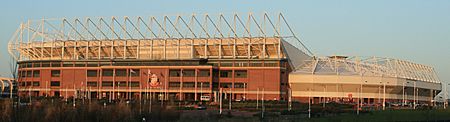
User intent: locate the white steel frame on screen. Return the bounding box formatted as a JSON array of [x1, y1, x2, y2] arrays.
[[296, 56, 441, 84], [8, 13, 313, 63]]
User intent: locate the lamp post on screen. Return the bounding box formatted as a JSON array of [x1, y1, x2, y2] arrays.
[[413, 81, 416, 109], [357, 88, 360, 115], [402, 82, 406, 106], [308, 88, 311, 118]]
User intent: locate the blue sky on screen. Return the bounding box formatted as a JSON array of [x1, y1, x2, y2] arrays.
[[0, 0, 449, 89]]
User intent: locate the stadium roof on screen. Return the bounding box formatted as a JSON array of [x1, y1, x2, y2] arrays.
[[7, 13, 312, 69], [293, 56, 441, 83]]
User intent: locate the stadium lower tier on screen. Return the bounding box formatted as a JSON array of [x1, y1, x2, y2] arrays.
[[289, 74, 442, 105]]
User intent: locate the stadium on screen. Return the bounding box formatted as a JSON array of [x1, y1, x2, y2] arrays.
[[7, 13, 443, 106], [7, 13, 312, 101]]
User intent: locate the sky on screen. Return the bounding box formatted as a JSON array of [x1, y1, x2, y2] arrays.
[[0, 0, 449, 94]]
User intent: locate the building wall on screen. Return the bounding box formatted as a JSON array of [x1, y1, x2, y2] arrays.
[[17, 60, 286, 101]]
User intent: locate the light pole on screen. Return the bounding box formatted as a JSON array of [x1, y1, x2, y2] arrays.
[[219, 88, 223, 115], [323, 85, 326, 108], [413, 81, 416, 109], [402, 82, 405, 106], [357, 88, 360, 115], [383, 81, 386, 110], [308, 88, 311, 118], [288, 87, 292, 111]]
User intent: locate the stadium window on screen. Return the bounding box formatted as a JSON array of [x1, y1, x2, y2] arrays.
[[198, 70, 210, 77], [220, 62, 233, 67], [264, 62, 278, 67], [99, 62, 110, 66], [87, 82, 98, 87], [169, 69, 181, 77], [63, 62, 74, 67], [26, 63, 32, 68], [51, 70, 61, 77], [115, 69, 127, 76], [19, 71, 25, 78], [102, 69, 113, 76], [20, 82, 26, 86], [32, 81, 40, 86], [41, 62, 50, 67], [234, 62, 248, 67], [169, 82, 181, 88], [234, 70, 247, 78], [87, 70, 98, 77], [219, 70, 232, 78], [197, 82, 210, 88], [115, 81, 127, 87], [182, 82, 195, 88], [74, 63, 86, 67], [102, 81, 113, 87], [219, 83, 232, 88], [87, 63, 98, 67], [130, 69, 140, 77], [26, 82, 32, 86], [50, 81, 60, 87], [249, 62, 263, 67], [182, 69, 195, 77], [234, 83, 247, 88], [26, 71, 32, 77], [33, 70, 40, 77], [51, 62, 61, 67], [33, 63, 41, 67], [129, 81, 140, 87]]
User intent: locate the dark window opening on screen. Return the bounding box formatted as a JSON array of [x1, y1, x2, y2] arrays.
[[20, 71, 25, 78], [33, 63, 41, 67], [51, 62, 61, 67], [42, 63, 50, 67], [87, 70, 98, 77], [75, 63, 86, 67], [198, 70, 210, 77], [115, 81, 127, 87], [234, 83, 247, 88], [129, 82, 140, 87], [32, 82, 40, 86], [87, 63, 98, 67], [50, 81, 60, 87], [33, 70, 40, 77], [182, 70, 195, 77], [63, 63, 74, 67], [220, 83, 232, 88], [169, 69, 181, 77], [183, 82, 195, 88], [115, 69, 127, 76], [102, 70, 113, 76], [197, 82, 210, 88], [220, 70, 232, 78], [26, 71, 32, 77], [169, 82, 181, 88], [102, 81, 113, 87], [87, 82, 98, 87], [234, 70, 247, 78], [130, 69, 140, 77], [51, 70, 60, 77]]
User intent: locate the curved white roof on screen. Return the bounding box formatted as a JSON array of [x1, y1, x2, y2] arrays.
[[293, 56, 441, 83]]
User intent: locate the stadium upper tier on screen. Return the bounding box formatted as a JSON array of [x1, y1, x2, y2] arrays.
[[7, 13, 312, 68], [293, 56, 441, 83]]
